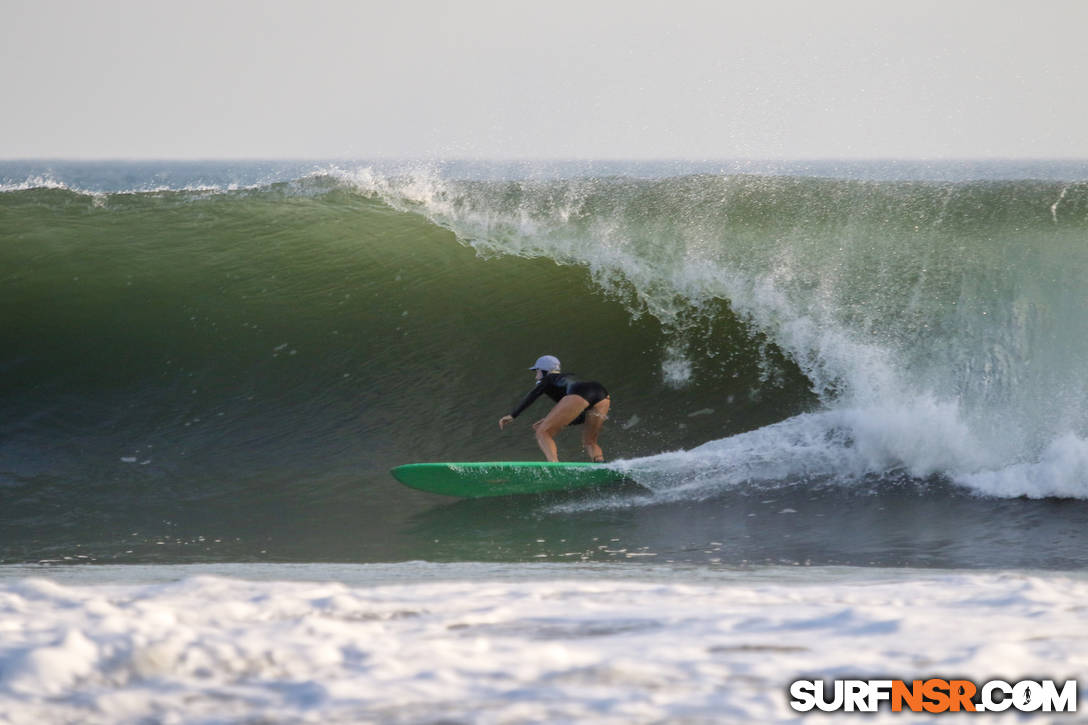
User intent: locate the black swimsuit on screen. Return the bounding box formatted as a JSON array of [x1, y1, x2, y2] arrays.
[[509, 373, 609, 425]]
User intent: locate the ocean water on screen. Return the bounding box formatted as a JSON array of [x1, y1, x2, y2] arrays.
[[2, 160, 1088, 722]]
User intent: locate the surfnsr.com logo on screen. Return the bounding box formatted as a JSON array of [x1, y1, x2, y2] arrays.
[[789, 679, 1078, 713]]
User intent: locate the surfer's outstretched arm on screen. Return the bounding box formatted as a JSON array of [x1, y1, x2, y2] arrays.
[[500, 371, 549, 429]]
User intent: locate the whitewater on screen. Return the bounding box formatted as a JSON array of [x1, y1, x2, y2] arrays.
[[2, 160, 1088, 723], [2, 564, 1087, 724]]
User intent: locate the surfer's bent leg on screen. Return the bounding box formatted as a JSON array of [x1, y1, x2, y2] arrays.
[[532, 395, 590, 462], [582, 396, 610, 462]]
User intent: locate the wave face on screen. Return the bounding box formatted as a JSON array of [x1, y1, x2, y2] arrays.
[[3, 161, 1088, 565], [347, 166, 1088, 497]]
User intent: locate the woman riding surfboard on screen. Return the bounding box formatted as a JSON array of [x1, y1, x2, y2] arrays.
[[498, 355, 611, 462]]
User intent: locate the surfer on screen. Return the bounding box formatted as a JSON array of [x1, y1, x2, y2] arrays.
[[498, 355, 611, 463]]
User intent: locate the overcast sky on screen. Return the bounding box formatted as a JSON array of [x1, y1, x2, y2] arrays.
[[3, 0, 1086, 160]]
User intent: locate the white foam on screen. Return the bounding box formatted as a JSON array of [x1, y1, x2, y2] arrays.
[[0, 174, 70, 192], [587, 398, 992, 507], [956, 433, 1088, 499], [0, 568, 1084, 723], [606, 398, 1088, 503], [661, 347, 694, 387]]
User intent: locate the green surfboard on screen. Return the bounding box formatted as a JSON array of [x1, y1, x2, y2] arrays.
[[390, 461, 627, 498]]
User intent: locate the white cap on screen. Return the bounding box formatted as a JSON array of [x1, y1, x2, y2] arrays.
[[529, 355, 561, 372]]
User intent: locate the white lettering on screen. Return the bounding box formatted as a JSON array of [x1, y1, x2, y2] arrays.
[[789, 680, 816, 712], [1014, 681, 1043, 712], [845, 680, 868, 712], [790, 677, 1077, 714], [816, 680, 844, 712], [1041, 680, 1078, 712], [981, 680, 1012, 712], [868, 680, 893, 711]]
